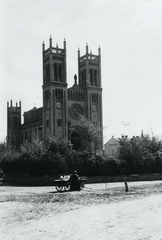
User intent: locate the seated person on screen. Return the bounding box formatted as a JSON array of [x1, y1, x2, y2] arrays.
[[69, 171, 80, 191]]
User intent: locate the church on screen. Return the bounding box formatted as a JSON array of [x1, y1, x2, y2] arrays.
[[7, 37, 103, 152]]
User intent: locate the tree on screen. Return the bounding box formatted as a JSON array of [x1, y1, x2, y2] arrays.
[[45, 135, 72, 155], [75, 114, 103, 153], [0, 141, 7, 166], [118, 135, 162, 174], [0, 141, 6, 155]]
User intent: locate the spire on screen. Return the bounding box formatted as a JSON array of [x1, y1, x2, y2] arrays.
[[42, 41, 45, 51], [141, 130, 144, 137], [86, 43, 88, 54], [98, 45, 101, 56], [63, 38, 66, 49], [74, 74, 77, 85], [49, 36, 52, 47], [78, 48, 80, 58]]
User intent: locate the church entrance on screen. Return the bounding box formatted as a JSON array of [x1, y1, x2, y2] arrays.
[[71, 131, 81, 150]]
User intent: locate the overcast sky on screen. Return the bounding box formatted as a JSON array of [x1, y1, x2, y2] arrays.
[[1, 0, 162, 143]]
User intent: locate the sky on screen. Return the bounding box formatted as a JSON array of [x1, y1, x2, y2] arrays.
[[1, 0, 162, 144]]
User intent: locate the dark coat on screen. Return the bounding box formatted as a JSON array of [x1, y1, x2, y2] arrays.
[[69, 173, 80, 191]]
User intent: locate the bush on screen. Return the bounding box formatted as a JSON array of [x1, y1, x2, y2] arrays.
[[118, 135, 162, 174], [2, 134, 162, 177]]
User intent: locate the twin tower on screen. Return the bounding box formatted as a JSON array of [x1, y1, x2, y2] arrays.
[[7, 37, 103, 152]]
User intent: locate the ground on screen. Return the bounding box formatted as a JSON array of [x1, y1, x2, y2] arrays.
[[1, 181, 162, 240]]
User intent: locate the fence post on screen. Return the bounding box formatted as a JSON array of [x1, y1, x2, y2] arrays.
[[125, 181, 129, 192]]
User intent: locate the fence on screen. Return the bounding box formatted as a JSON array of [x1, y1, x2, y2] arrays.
[[3, 173, 162, 186]]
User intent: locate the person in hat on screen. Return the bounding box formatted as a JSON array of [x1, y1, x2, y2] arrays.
[[69, 170, 80, 191]]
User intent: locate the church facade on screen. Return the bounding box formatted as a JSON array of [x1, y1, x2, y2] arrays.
[[7, 37, 103, 152]]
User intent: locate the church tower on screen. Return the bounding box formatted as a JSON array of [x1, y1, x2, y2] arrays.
[[42, 37, 68, 141], [6, 38, 103, 152], [7, 100, 21, 147], [78, 44, 103, 150]]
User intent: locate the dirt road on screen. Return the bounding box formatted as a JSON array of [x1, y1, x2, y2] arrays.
[[1, 182, 162, 240]]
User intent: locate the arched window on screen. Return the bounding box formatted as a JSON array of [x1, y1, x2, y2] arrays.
[[46, 64, 50, 82], [94, 70, 97, 86], [81, 70, 86, 88], [54, 64, 57, 81], [90, 69, 93, 85], [56, 102, 62, 109], [59, 64, 62, 82]]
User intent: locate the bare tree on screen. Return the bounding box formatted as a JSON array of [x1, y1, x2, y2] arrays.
[[77, 114, 103, 154]]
